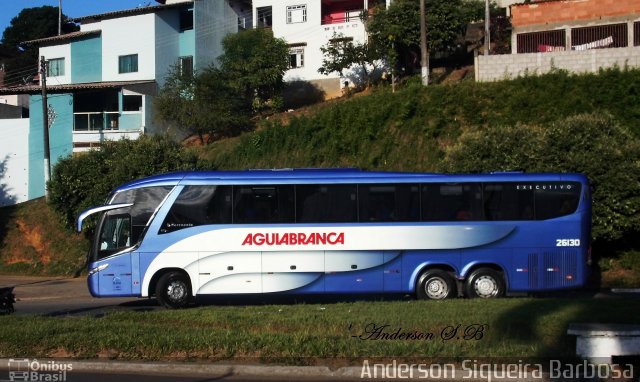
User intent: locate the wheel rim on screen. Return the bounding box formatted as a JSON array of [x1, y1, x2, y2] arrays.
[[425, 277, 449, 300], [474, 275, 498, 298], [166, 280, 187, 303]]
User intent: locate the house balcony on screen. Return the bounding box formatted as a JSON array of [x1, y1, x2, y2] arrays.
[[321, 0, 367, 25], [72, 111, 142, 152]]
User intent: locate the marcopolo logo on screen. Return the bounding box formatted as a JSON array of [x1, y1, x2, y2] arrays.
[[7, 359, 72, 382]]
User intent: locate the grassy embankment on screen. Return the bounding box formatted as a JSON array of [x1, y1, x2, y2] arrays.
[[1, 298, 639, 363], [1, 69, 640, 284]]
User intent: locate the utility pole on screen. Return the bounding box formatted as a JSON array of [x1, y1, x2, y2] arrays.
[[419, 0, 429, 86], [58, 0, 62, 35], [40, 57, 51, 199], [484, 0, 490, 55]]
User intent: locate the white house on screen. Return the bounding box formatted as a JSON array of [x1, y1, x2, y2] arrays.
[[253, 0, 372, 98]]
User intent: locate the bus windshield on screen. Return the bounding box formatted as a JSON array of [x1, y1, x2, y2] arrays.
[[92, 186, 173, 261]]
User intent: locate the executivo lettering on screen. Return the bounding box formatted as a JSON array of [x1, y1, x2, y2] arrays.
[[242, 232, 345, 246]]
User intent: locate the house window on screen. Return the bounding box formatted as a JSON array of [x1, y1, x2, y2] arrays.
[[46, 58, 65, 77], [289, 48, 304, 68], [119, 54, 138, 74], [179, 56, 194, 77], [571, 23, 627, 50], [180, 8, 194, 31], [257, 6, 272, 28], [287, 5, 307, 24], [123, 95, 143, 112]]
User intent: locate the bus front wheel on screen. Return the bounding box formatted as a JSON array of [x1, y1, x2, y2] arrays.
[[465, 268, 505, 298], [417, 270, 457, 300], [156, 271, 191, 309]]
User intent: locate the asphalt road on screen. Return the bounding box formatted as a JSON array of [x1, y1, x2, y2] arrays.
[[1, 274, 639, 316], [0, 275, 160, 316]]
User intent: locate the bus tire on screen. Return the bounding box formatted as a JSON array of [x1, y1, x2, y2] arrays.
[[416, 270, 457, 300], [465, 268, 505, 299], [156, 271, 191, 309]]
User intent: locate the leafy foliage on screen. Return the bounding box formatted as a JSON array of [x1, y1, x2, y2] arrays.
[[367, 0, 489, 74], [0, 6, 78, 84], [154, 66, 250, 144], [318, 33, 385, 88], [218, 28, 290, 115], [439, 114, 640, 242], [48, 136, 202, 231], [155, 29, 289, 140]]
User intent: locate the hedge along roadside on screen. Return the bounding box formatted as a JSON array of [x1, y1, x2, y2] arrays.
[[48, 135, 204, 233]]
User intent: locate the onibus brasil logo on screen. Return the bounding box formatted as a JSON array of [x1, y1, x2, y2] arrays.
[[7, 359, 72, 382]]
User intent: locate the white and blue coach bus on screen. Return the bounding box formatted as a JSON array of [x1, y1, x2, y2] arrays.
[[77, 169, 591, 308]]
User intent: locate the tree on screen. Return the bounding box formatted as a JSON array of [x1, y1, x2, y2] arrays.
[[154, 66, 250, 145], [439, 113, 640, 243], [1, 6, 78, 84], [217, 28, 290, 115], [48, 135, 202, 231], [367, 0, 489, 75], [318, 33, 385, 88]]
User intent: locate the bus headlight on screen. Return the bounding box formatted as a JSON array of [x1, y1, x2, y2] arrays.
[[88, 264, 109, 276]]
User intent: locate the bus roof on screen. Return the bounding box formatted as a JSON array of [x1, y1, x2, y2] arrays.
[[113, 169, 589, 193]]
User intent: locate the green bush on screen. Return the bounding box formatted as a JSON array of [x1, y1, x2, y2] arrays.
[[439, 113, 640, 243], [49, 135, 202, 231]]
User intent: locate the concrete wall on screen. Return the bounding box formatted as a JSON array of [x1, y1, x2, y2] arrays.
[[476, 46, 640, 82], [28, 93, 73, 199], [71, 36, 102, 83], [155, 10, 182, 87], [0, 118, 29, 206], [100, 13, 157, 82], [40, 43, 72, 85], [195, 0, 239, 70]]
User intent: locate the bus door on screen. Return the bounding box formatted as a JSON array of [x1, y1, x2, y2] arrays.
[[94, 212, 135, 296]]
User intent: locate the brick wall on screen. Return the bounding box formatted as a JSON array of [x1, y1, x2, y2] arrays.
[[512, 0, 640, 27], [475, 46, 640, 82]]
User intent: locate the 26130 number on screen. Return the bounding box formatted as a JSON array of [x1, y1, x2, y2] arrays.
[[556, 239, 580, 247]]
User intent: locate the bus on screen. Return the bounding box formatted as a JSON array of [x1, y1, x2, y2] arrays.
[[77, 169, 591, 308]]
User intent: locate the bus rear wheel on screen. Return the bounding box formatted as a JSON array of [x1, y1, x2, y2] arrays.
[[465, 268, 505, 298], [417, 270, 457, 300], [156, 271, 191, 309]]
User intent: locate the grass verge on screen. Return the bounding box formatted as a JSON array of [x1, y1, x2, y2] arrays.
[[1, 298, 639, 365]]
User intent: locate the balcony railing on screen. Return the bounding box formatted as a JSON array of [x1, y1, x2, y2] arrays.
[[321, 9, 363, 25], [73, 112, 119, 131]]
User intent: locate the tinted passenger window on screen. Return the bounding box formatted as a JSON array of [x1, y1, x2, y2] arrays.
[[534, 182, 581, 220], [233, 185, 294, 224], [483, 183, 534, 220], [160, 186, 232, 233], [296, 184, 357, 223], [359, 184, 420, 222], [422, 183, 483, 221]]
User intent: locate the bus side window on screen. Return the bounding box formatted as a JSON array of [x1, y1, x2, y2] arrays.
[[233, 185, 294, 224], [422, 183, 482, 221], [535, 182, 581, 220], [483, 183, 534, 221], [358, 184, 420, 222], [296, 184, 357, 223], [160, 186, 232, 233]]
